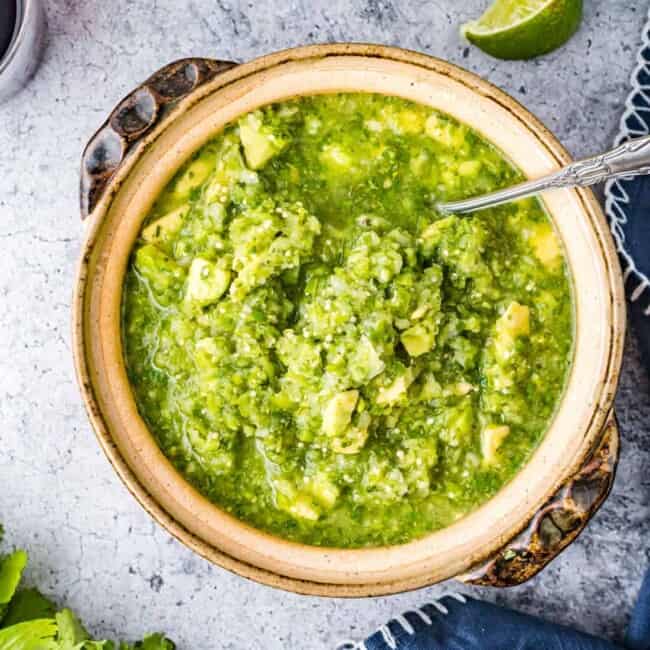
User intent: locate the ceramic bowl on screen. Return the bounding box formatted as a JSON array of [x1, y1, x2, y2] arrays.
[[73, 44, 625, 596]]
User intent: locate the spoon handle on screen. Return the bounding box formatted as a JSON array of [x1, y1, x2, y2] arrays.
[[438, 134, 650, 214]]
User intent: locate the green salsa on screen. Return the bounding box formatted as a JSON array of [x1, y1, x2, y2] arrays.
[[122, 93, 573, 548]]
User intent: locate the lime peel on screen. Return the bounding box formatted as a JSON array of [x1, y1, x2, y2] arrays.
[[461, 0, 583, 60]]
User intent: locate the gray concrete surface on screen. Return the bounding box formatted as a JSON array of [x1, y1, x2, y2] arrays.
[[1, 1, 649, 648]]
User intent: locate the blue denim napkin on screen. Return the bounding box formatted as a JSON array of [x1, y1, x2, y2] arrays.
[[339, 591, 627, 649], [339, 574, 650, 649], [339, 9, 650, 650], [605, 9, 650, 370]]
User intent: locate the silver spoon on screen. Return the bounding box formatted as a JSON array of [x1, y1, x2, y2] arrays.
[[437, 135, 650, 214]]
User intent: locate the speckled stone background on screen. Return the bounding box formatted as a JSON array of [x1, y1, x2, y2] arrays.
[[1, 1, 649, 648]]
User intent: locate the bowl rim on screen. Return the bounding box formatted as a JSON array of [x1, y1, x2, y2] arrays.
[[73, 43, 626, 596]]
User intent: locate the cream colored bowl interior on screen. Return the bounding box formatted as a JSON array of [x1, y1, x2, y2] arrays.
[[83, 53, 620, 588]]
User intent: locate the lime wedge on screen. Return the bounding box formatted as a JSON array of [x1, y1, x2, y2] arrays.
[[461, 0, 583, 60]]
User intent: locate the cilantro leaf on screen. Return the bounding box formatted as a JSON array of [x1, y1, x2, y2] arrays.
[[0, 550, 29, 623], [2, 589, 57, 628], [0, 551, 28, 605], [0, 528, 173, 650], [135, 633, 175, 650], [118, 634, 175, 650], [0, 618, 58, 650], [55, 609, 90, 648]]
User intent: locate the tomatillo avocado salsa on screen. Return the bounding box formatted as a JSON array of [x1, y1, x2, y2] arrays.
[[122, 94, 573, 548]]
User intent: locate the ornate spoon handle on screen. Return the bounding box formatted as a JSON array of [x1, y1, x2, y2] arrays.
[[438, 135, 650, 214]]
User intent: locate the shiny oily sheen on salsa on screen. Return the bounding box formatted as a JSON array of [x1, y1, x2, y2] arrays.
[[123, 94, 573, 548]]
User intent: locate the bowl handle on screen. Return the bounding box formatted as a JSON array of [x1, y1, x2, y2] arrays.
[[459, 410, 619, 587], [80, 57, 237, 220]]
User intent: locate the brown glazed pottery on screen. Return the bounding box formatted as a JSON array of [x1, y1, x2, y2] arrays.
[[73, 44, 625, 596]]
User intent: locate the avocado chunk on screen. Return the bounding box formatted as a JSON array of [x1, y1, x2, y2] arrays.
[[497, 301, 530, 340], [331, 423, 370, 455], [287, 495, 320, 521], [133, 244, 184, 301], [458, 160, 482, 177], [481, 424, 510, 464], [239, 112, 288, 170], [410, 304, 430, 320], [330, 412, 371, 455], [418, 216, 457, 255], [493, 301, 530, 362], [185, 258, 231, 307], [376, 368, 417, 405], [401, 323, 435, 357], [141, 206, 187, 245], [322, 390, 359, 436], [306, 474, 340, 508], [173, 155, 214, 199], [203, 133, 251, 205], [274, 479, 321, 521], [350, 336, 385, 383], [500, 301, 530, 336], [439, 400, 475, 447], [528, 224, 562, 269]]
